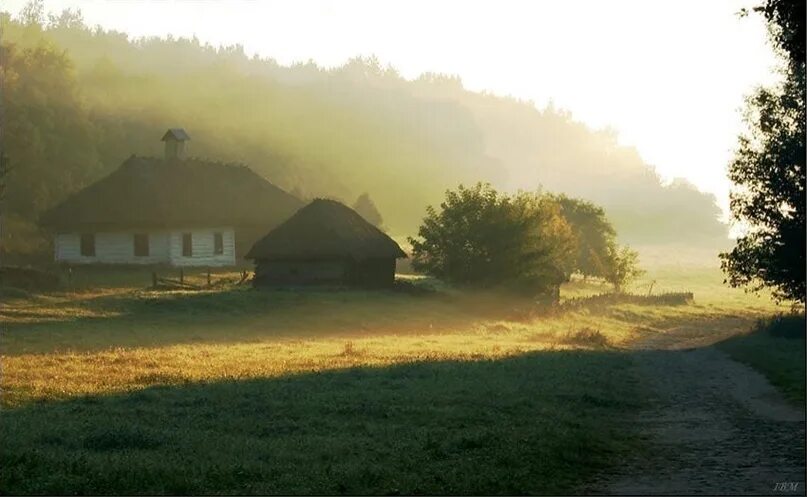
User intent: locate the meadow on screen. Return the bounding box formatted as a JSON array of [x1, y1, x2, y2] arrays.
[[0, 247, 796, 494]]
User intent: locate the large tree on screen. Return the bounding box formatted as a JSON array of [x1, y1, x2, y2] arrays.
[[352, 193, 385, 230], [408, 183, 575, 295], [720, 0, 805, 303], [552, 194, 617, 278]]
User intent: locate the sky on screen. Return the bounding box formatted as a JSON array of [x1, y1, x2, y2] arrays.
[[5, 0, 782, 220]]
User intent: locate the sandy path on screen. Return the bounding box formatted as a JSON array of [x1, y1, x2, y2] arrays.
[[593, 327, 805, 495]]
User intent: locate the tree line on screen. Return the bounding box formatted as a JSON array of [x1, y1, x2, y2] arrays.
[[0, 1, 729, 263], [409, 183, 642, 297]]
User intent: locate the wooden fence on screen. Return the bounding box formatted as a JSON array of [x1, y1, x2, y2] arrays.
[[151, 268, 250, 290]]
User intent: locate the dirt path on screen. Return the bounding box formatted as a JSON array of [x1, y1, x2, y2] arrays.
[[594, 327, 805, 495]]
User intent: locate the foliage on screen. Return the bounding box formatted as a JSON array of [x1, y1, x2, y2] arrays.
[[0, 4, 728, 264], [720, 0, 805, 303], [0, 148, 10, 265], [408, 183, 575, 294], [553, 194, 617, 278], [603, 245, 644, 292], [1, 39, 101, 260], [352, 192, 384, 230]]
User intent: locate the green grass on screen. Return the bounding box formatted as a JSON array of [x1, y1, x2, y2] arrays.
[[0, 254, 789, 494], [0, 351, 642, 494], [716, 314, 806, 404]]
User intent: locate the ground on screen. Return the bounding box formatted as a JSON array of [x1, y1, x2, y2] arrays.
[[597, 328, 805, 495], [0, 247, 804, 494]]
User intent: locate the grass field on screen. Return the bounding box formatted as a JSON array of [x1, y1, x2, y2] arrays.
[[716, 314, 806, 404], [0, 248, 791, 494]]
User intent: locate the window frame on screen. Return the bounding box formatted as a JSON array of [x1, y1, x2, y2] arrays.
[[80, 233, 96, 257], [134, 233, 149, 257], [213, 232, 224, 255], [182, 233, 193, 257]]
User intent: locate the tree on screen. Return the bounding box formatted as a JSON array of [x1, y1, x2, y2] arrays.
[[603, 245, 643, 293], [553, 194, 616, 278], [352, 193, 385, 230], [0, 153, 9, 266], [408, 183, 575, 295], [720, 0, 805, 303], [18, 0, 44, 26]]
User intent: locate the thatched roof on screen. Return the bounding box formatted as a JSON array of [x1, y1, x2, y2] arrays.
[[246, 199, 407, 261], [40, 156, 303, 231], [162, 128, 190, 141]]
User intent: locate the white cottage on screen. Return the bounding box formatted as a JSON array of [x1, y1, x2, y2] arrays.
[[40, 129, 303, 267]]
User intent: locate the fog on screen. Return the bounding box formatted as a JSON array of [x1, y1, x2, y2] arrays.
[[2, 7, 731, 258]]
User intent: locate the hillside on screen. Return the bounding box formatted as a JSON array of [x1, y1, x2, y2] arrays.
[[1, 9, 727, 259]]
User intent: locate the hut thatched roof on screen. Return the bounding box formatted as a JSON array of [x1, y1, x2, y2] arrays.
[[161, 128, 190, 141], [246, 199, 407, 261], [40, 156, 303, 231]]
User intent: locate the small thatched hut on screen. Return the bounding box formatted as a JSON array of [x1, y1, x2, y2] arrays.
[[246, 199, 406, 287]]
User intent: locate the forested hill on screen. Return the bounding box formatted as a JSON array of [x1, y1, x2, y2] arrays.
[[1, 9, 728, 257]]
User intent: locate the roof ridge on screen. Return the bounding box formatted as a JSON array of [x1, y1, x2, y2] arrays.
[[245, 198, 406, 260]]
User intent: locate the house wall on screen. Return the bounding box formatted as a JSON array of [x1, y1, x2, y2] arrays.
[[254, 260, 348, 286], [54, 227, 235, 267], [253, 258, 397, 287], [168, 228, 235, 267], [55, 232, 170, 264], [347, 258, 397, 287]]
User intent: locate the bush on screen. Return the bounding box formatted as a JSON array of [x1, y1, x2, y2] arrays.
[[761, 314, 805, 339], [0, 266, 61, 291], [408, 183, 575, 296], [602, 245, 643, 292]]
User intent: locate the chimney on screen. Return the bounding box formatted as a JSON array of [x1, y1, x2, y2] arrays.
[[161, 128, 190, 160]]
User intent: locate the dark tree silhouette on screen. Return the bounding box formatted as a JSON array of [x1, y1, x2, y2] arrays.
[[0, 153, 9, 265], [352, 193, 384, 230], [720, 0, 805, 303]]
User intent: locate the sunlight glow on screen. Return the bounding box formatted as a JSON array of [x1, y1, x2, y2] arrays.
[[4, 0, 781, 219]]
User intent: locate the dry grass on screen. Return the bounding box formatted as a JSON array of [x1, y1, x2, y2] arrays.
[[0, 251, 789, 493], [0, 263, 783, 408]]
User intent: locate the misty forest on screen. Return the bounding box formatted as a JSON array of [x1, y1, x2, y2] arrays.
[[0, 0, 804, 495]]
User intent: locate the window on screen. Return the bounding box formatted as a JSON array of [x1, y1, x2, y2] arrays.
[[214, 232, 224, 255], [80, 233, 95, 257], [134, 233, 149, 257], [182, 233, 193, 257]]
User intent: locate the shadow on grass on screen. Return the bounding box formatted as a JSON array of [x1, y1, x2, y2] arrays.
[[2, 285, 487, 354], [2, 280, 767, 357], [0, 349, 642, 495], [715, 314, 806, 404]]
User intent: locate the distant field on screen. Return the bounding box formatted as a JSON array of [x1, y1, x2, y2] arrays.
[[0, 248, 788, 494]]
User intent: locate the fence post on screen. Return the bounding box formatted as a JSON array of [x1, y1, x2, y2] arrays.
[[180, 268, 184, 285], [207, 268, 211, 287]]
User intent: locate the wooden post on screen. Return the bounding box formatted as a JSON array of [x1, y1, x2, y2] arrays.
[[152, 271, 157, 288], [206, 268, 211, 287], [179, 268, 184, 285]]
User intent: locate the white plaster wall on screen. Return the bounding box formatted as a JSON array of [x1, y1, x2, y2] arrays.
[[168, 228, 236, 267], [54, 232, 170, 264]]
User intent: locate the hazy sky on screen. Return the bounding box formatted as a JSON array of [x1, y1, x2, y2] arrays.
[[5, 0, 781, 218]]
